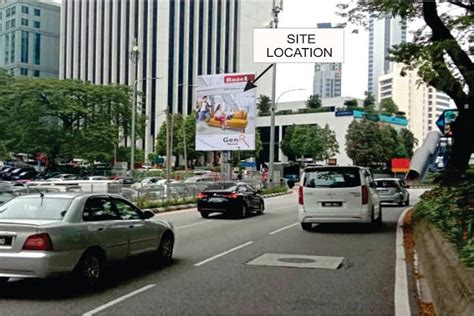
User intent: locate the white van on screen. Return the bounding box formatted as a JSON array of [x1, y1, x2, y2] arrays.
[[298, 166, 381, 231]]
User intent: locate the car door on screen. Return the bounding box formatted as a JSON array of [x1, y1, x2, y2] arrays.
[[112, 198, 159, 256], [364, 170, 380, 213], [237, 185, 257, 210], [244, 184, 260, 210], [82, 196, 129, 260]]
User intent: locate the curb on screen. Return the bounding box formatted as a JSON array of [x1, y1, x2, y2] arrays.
[[145, 190, 293, 214]]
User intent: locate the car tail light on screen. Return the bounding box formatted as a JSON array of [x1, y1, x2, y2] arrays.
[[197, 193, 208, 199], [298, 185, 304, 205], [361, 185, 369, 205], [224, 192, 239, 199], [22, 233, 54, 251]]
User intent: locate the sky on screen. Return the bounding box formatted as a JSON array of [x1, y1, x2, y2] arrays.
[[276, 0, 369, 102]]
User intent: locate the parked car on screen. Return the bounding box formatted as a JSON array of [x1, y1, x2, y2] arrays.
[[131, 177, 164, 189], [184, 176, 214, 184], [45, 173, 81, 182], [0, 192, 175, 286], [83, 176, 110, 181], [0, 167, 16, 180], [1, 167, 35, 181], [298, 166, 382, 231], [197, 182, 264, 218], [10, 170, 38, 181], [374, 178, 410, 206]]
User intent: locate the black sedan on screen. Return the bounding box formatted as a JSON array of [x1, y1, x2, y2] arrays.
[[197, 182, 265, 219]]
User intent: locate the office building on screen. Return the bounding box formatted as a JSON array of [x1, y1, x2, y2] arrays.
[[0, 0, 60, 77], [312, 23, 342, 98], [60, 0, 273, 157], [367, 14, 406, 104], [378, 63, 452, 144]]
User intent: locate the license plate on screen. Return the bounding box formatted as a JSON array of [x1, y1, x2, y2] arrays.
[[322, 202, 342, 207], [208, 197, 224, 203], [0, 236, 12, 246]]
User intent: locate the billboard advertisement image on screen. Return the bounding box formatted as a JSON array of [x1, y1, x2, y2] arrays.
[[195, 73, 257, 151]]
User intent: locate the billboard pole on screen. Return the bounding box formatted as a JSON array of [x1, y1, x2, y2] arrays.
[[268, 2, 282, 185]]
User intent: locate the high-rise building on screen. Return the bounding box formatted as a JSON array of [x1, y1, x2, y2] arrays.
[[312, 23, 341, 98], [60, 0, 273, 156], [0, 0, 60, 77], [378, 63, 452, 144], [367, 14, 406, 104]]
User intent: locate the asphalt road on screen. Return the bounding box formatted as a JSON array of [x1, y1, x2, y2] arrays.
[[0, 189, 426, 315]]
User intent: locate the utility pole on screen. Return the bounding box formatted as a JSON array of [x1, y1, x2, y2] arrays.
[[268, 1, 283, 185], [129, 38, 139, 174], [165, 106, 171, 198], [183, 119, 188, 172]]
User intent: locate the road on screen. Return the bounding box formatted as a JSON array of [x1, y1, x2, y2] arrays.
[[0, 189, 426, 315]]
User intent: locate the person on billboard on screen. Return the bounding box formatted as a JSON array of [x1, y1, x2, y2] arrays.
[[213, 104, 227, 130], [196, 95, 211, 122]]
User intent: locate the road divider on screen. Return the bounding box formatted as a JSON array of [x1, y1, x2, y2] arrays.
[[194, 241, 254, 267]]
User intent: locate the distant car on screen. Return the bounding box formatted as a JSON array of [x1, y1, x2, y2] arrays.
[[45, 173, 81, 182], [375, 178, 410, 206], [1, 167, 35, 181], [298, 166, 382, 231], [10, 170, 38, 181], [0, 193, 175, 287], [83, 176, 110, 181], [131, 177, 164, 189], [184, 176, 214, 184], [197, 182, 264, 218]]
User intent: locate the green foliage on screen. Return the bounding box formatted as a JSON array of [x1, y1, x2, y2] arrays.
[[261, 185, 288, 195], [280, 124, 296, 161], [139, 197, 198, 209], [321, 124, 340, 161], [399, 128, 418, 158], [257, 95, 271, 116], [363, 91, 375, 108], [240, 128, 263, 161], [380, 98, 399, 114], [413, 169, 474, 266], [343, 99, 359, 109], [0, 77, 142, 164], [305, 94, 322, 110]]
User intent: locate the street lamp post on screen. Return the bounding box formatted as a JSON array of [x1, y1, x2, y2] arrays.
[[177, 83, 197, 173], [129, 38, 139, 174]]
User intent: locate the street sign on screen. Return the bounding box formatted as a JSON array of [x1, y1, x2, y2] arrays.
[[240, 161, 257, 167], [436, 109, 459, 137], [335, 110, 353, 117]]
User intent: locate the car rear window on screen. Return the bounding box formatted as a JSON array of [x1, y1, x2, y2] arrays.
[[205, 182, 237, 191], [304, 168, 361, 188], [375, 180, 398, 188], [0, 196, 73, 220]]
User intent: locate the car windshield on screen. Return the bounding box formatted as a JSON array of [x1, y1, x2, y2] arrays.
[[304, 168, 361, 188], [0, 196, 73, 220], [375, 180, 398, 188]]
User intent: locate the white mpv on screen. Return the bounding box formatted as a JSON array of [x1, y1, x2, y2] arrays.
[[298, 166, 381, 231]]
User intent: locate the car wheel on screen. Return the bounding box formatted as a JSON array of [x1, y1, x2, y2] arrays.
[[375, 206, 383, 227], [156, 232, 174, 266], [301, 223, 312, 231], [404, 195, 410, 206], [240, 204, 248, 219], [0, 277, 8, 285], [256, 202, 264, 215], [74, 251, 103, 288], [200, 211, 209, 218]]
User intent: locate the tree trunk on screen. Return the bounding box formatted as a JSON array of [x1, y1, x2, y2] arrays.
[[444, 105, 474, 182]]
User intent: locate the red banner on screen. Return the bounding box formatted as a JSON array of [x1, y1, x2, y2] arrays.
[[391, 158, 410, 173]]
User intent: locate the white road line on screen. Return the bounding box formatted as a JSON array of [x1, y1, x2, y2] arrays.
[[176, 220, 212, 230], [82, 284, 156, 316], [268, 222, 299, 235], [194, 241, 254, 267], [394, 207, 412, 316]]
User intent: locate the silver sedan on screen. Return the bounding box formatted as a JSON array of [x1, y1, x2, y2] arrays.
[[0, 192, 174, 286]]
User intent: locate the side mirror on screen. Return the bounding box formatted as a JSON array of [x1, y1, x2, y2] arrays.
[[256, 189, 262, 194], [143, 210, 155, 219], [405, 184, 410, 188]]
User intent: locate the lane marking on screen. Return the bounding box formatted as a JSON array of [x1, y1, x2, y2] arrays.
[[194, 241, 254, 267], [268, 222, 299, 235], [394, 207, 412, 316], [176, 220, 212, 230], [83, 284, 156, 316]]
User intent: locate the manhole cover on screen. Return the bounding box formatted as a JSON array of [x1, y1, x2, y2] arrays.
[[247, 253, 344, 270], [278, 258, 316, 263]]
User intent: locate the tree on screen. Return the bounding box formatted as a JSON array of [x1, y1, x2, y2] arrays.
[[289, 125, 325, 162], [364, 91, 375, 109], [380, 98, 399, 114], [343, 99, 359, 109], [306, 94, 322, 110], [0, 77, 142, 165], [321, 124, 340, 162], [399, 128, 418, 158], [345, 120, 389, 167], [176, 112, 202, 168], [338, 1, 474, 180], [280, 124, 296, 161], [239, 129, 263, 161], [257, 95, 271, 116]]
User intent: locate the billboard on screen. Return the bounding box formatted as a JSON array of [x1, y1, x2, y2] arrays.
[[195, 73, 256, 151], [391, 158, 410, 173]]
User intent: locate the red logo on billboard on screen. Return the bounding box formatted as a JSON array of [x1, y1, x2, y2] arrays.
[[224, 74, 255, 83]]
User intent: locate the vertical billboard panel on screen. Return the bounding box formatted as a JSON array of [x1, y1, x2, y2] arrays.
[[195, 73, 256, 151]]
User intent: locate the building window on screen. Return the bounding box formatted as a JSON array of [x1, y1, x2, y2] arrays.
[[428, 101, 432, 105], [428, 94, 432, 99], [21, 30, 29, 63], [10, 32, 15, 63], [428, 119, 432, 125], [33, 21, 40, 28], [11, 6, 16, 15], [428, 113, 432, 118], [34, 9, 40, 17], [428, 107, 433, 112], [33, 70, 40, 77], [34, 33, 41, 65], [6, 20, 10, 29], [20, 68, 28, 75], [21, 6, 29, 14], [21, 18, 28, 26]]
